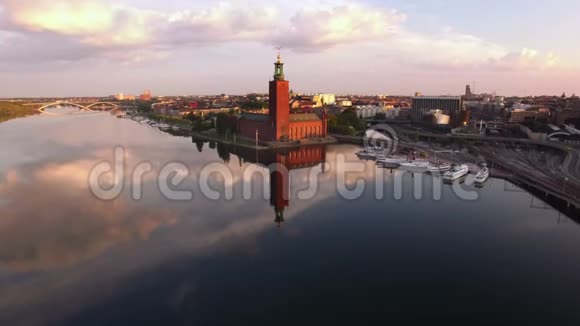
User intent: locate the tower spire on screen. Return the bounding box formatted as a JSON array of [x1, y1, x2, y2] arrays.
[[273, 47, 285, 81], [276, 46, 282, 64]]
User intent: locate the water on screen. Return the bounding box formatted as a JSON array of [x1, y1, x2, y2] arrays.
[[1, 112, 580, 325]]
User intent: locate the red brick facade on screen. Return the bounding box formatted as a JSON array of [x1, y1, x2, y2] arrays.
[[288, 121, 324, 140], [270, 80, 290, 140], [236, 116, 274, 142]]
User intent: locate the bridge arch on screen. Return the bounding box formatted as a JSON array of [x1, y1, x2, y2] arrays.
[[86, 102, 119, 110], [37, 101, 89, 114]]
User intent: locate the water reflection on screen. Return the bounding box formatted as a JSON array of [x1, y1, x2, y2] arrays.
[[1, 114, 580, 325], [211, 140, 327, 226]]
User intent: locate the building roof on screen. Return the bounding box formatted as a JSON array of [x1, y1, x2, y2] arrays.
[[412, 96, 462, 100], [290, 113, 321, 122], [240, 113, 270, 122]]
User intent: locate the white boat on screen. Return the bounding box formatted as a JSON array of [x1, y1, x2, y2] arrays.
[[158, 123, 171, 130], [474, 166, 490, 185], [428, 162, 452, 174], [399, 160, 430, 173], [376, 155, 409, 168], [171, 126, 180, 131], [443, 164, 469, 181]]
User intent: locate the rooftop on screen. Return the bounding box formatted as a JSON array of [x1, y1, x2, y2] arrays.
[[412, 96, 462, 100], [240, 113, 270, 122], [290, 113, 321, 122]]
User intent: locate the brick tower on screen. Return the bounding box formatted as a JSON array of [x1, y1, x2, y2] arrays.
[[269, 52, 290, 141]]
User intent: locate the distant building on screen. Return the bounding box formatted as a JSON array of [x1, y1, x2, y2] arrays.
[[412, 96, 464, 126], [510, 108, 550, 123], [312, 94, 336, 107], [465, 85, 472, 97], [115, 93, 136, 101], [140, 89, 152, 101], [336, 98, 352, 107], [552, 108, 580, 125], [355, 105, 384, 119]]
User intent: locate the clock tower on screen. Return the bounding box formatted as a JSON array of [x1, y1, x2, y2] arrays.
[[269, 52, 290, 141]]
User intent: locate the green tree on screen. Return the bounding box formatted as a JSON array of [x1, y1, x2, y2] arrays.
[[136, 100, 156, 112], [338, 108, 365, 131]]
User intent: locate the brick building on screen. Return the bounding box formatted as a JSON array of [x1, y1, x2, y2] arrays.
[[237, 54, 327, 142]]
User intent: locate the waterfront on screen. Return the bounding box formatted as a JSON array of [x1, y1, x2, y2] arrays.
[[2, 112, 580, 325]]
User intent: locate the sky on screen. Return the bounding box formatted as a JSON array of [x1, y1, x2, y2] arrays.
[[0, 0, 578, 97]]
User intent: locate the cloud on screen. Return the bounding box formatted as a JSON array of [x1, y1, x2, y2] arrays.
[[272, 5, 405, 51], [0, 1, 405, 54], [388, 28, 508, 66], [0, 161, 178, 272], [487, 48, 562, 71], [385, 28, 563, 74], [5, 0, 115, 35], [0, 30, 97, 63], [0, 0, 568, 74], [2, 0, 154, 46]]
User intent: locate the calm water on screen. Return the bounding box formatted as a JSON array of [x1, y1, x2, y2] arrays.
[[1, 112, 580, 325]]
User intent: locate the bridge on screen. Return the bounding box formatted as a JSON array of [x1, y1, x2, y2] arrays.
[[36, 101, 119, 115]]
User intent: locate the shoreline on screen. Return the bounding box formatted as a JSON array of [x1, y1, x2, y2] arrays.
[[191, 130, 338, 151]]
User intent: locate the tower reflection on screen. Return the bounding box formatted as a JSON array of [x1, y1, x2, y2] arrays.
[[194, 137, 327, 226]]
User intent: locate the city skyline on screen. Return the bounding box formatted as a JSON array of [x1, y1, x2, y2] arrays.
[[1, 0, 579, 97]]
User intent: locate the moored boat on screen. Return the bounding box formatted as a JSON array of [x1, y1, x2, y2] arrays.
[[428, 162, 452, 174], [443, 164, 469, 182], [158, 123, 171, 130], [377, 155, 409, 168], [356, 148, 384, 160], [399, 160, 430, 173], [474, 165, 490, 185]]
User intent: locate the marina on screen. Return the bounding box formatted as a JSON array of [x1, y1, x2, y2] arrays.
[[361, 148, 481, 183]]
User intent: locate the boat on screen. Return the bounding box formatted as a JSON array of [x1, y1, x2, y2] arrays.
[[399, 160, 430, 173], [428, 162, 452, 174], [356, 149, 384, 160], [376, 155, 409, 168], [171, 126, 180, 131], [443, 164, 469, 182], [474, 165, 490, 185], [158, 123, 171, 130]]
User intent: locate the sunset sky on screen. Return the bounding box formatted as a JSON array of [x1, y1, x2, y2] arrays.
[[0, 0, 578, 97]]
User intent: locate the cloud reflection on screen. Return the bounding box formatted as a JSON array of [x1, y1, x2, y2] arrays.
[[0, 161, 178, 272]]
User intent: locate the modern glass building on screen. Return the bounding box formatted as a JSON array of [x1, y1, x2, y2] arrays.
[[411, 96, 463, 121]]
